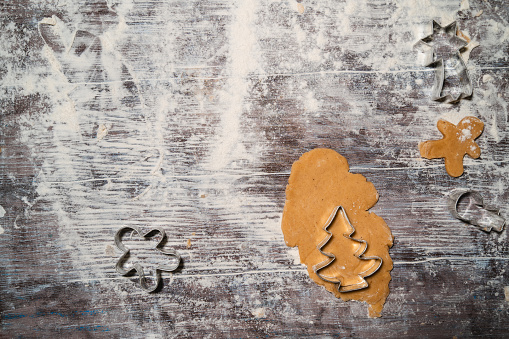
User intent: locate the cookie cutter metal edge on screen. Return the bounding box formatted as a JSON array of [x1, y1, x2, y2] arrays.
[[114, 226, 181, 292], [447, 189, 505, 233], [312, 206, 382, 293], [414, 20, 473, 103]]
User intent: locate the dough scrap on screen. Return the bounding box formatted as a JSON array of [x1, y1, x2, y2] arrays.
[[281, 148, 394, 317], [419, 117, 484, 177]]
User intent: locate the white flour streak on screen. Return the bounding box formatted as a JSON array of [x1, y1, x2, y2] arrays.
[[394, 256, 509, 265], [208, 0, 260, 170], [0, 205, 5, 234], [22, 256, 509, 283]]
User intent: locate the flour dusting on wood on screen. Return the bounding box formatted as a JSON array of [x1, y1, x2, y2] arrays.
[[1, 0, 508, 337]]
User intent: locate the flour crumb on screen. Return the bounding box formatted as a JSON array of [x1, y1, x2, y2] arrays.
[[460, 0, 469, 10], [40, 16, 57, 25], [483, 74, 494, 83], [251, 307, 266, 318], [105, 245, 116, 256], [474, 10, 483, 17], [297, 3, 305, 14], [97, 124, 110, 140]]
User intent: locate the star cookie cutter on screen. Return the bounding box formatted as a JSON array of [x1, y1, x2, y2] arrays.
[[414, 20, 473, 103], [447, 189, 505, 233], [312, 206, 382, 292], [114, 226, 181, 292]]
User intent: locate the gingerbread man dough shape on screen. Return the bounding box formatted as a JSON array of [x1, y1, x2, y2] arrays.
[[419, 116, 484, 177]]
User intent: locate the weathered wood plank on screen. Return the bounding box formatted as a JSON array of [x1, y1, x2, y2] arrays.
[[1, 0, 508, 337]]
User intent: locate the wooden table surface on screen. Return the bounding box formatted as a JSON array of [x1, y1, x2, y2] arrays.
[[1, 0, 508, 337]]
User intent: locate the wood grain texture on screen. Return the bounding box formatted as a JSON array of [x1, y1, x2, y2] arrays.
[[1, 0, 508, 337]]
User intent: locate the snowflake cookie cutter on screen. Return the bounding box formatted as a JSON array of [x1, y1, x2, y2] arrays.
[[114, 226, 181, 292], [312, 206, 382, 292], [447, 189, 505, 233], [414, 20, 473, 103]]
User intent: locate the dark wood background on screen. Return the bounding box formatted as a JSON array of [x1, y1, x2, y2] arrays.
[[1, 0, 508, 337]]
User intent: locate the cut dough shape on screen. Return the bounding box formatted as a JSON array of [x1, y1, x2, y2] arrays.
[[419, 116, 484, 177], [281, 148, 394, 318]]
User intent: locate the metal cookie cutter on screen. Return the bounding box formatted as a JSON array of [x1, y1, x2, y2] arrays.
[[115, 226, 181, 292], [312, 206, 382, 292], [447, 189, 505, 233], [414, 20, 473, 103]]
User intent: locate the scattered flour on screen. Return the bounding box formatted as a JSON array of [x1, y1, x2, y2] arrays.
[[287, 247, 302, 265], [304, 90, 320, 112], [0, 206, 5, 235], [251, 307, 266, 318], [460, 128, 472, 142], [208, 0, 260, 171], [2, 0, 509, 330], [96, 124, 110, 140], [483, 74, 494, 83], [461, 40, 480, 62], [439, 112, 467, 125]]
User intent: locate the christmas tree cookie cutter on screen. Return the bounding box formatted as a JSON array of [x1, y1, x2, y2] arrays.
[[414, 20, 473, 103], [447, 189, 505, 233], [114, 226, 181, 292], [312, 206, 382, 292]]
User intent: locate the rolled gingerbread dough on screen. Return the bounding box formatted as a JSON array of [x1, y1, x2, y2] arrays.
[[281, 148, 394, 317]]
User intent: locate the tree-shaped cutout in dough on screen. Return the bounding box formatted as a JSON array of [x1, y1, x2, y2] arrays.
[[282, 148, 394, 318], [313, 206, 382, 292]]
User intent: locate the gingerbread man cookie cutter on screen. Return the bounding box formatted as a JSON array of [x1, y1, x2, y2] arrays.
[[447, 189, 505, 233], [115, 226, 181, 292], [312, 206, 382, 292]]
